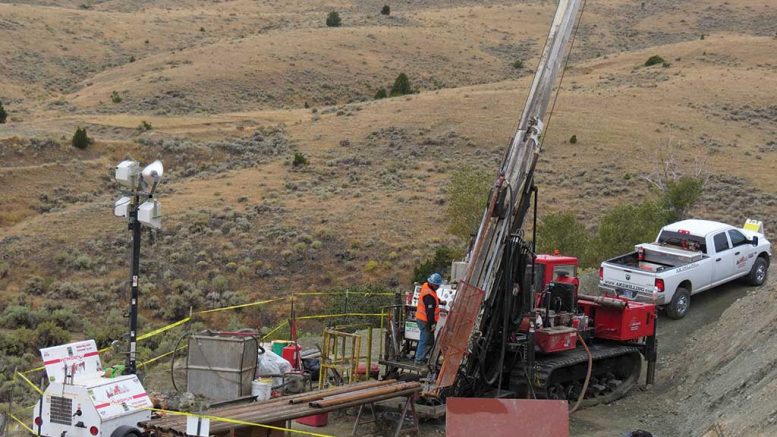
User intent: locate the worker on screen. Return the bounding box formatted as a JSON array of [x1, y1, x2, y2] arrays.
[[415, 272, 443, 365]]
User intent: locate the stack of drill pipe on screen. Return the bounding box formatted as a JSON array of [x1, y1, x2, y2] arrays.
[[289, 379, 396, 404], [140, 380, 422, 435], [578, 293, 628, 309], [309, 382, 421, 408]]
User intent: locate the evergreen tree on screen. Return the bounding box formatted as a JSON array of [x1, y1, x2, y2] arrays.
[[72, 127, 91, 149], [389, 73, 412, 97], [326, 11, 342, 27], [0, 101, 7, 124]]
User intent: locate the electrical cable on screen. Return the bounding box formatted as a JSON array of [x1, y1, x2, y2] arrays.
[[570, 332, 592, 413]]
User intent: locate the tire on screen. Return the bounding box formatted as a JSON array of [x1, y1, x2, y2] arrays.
[[111, 425, 142, 437], [747, 257, 769, 286], [665, 287, 690, 320]]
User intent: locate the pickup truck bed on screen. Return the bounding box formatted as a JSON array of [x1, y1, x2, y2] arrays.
[[600, 219, 771, 319]]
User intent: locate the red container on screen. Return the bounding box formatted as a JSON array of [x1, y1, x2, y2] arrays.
[[295, 413, 328, 427], [579, 300, 655, 341], [281, 344, 301, 369], [355, 362, 380, 377], [535, 326, 578, 353]]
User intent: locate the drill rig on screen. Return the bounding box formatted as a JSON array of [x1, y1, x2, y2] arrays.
[[424, 0, 657, 406]]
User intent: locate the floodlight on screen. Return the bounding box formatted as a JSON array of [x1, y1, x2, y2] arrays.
[[138, 199, 161, 229], [115, 160, 140, 189], [114, 196, 130, 217], [141, 160, 164, 186]]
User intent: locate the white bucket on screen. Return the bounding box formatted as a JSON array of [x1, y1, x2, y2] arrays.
[[252, 378, 273, 401]]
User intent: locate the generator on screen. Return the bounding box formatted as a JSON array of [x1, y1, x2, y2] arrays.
[[32, 340, 152, 437]]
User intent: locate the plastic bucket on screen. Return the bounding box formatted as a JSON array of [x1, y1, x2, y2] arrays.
[[252, 378, 273, 401]]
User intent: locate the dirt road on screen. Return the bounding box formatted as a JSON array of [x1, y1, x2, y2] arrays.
[[571, 281, 753, 436]]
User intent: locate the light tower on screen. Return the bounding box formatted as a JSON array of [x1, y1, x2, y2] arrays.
[[113, 159, 163, 375]]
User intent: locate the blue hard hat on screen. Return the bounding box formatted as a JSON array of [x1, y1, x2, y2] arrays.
[[427, 273, 443, 286]]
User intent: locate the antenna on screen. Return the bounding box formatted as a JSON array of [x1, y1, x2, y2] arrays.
[[113, 159, 165, 375]]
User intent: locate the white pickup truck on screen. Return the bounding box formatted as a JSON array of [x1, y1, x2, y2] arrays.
[[599, 219, 771, 319]]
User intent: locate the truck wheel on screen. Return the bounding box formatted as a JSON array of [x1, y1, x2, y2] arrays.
[[666, 287, 690, 320], [747, 257, 768, 286], [111, 425, 142, 437]]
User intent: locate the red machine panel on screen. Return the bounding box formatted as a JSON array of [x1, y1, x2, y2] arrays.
[[579, 300, 655, 341], [535, 326, 578, 353]]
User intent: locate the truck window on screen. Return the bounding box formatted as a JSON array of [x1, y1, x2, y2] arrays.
[[657, 230, 707, 254], [728, 229, 748, 248], [553, 264, 576, 279], [525, 263, 545, 293], [713, 232, 730, 253]]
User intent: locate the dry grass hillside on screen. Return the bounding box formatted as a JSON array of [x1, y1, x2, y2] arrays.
[[1, 1, 776, 421]]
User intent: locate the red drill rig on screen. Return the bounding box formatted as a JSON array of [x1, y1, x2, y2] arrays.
[[415, 0, 658, 406]]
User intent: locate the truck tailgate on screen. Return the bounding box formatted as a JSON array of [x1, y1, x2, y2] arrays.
[[601, 263, 656, 297]]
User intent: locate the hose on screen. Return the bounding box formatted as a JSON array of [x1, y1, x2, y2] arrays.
[[570, 333, 592, 413]]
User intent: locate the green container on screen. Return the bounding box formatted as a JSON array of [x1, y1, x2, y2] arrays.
[[271, 340, 292, 356]]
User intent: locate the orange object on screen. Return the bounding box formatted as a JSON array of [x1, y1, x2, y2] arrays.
[[415, 283, 440, 323]]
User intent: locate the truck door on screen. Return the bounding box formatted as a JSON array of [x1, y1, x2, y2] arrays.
[[727, 229, 752, 276], [712, 232, 735, 283]]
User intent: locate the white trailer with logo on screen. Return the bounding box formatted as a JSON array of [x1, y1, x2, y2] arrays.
[[31, 340, 152, 437]]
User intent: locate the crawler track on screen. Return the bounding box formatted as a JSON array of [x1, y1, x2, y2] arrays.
[[512, 343, 642, 408]]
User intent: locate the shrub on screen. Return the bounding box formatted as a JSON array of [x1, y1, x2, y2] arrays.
[[326, 11, 342, 27], [72, 127, 91, 149], [50, 308, 84, 331], [364, 260, 380, 272], [536, 212, 591, 264], [0, 305, 40, 329], [381, 5, 391, 15], [211, 275, 228, 293], [111, 90, 122, 103], [446, 166, 492, 240], [644, 55, 665, 67], [23, 276, 47, 295], [569, 134, 577, 144], [512, 59, 524, 69], [138, 120, 153, 131], [36, 321, 71, 348], [389, 73, 412, 97], [374, 88, 388, 99], [129, 55, 136, 62], [413, 246, 460, 284], [659, 176, 704, 222], [591, 200, 667, 262], [292, 152, 309, 167], [0, 100, 7, 124]]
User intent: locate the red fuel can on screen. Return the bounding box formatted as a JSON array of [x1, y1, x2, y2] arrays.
[[281, 343, 301, 369]]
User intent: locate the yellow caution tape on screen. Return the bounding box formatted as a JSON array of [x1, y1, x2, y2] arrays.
[[297, 313, 386, 320], [137, 344, 188, 369], [14, 371, 43, 396], [292, 291, 394, 296], [8, 412, 35, 435], [143, 407, 334, 437], [138, 316, 192, 341], [262, 320, 289, 341], [197, 297, 286, 314]]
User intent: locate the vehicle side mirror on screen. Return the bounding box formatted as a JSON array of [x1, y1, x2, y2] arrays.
[[752, 236, 759, 246]]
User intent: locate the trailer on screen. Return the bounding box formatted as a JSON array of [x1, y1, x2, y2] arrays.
[[31, 340, 152, 437]]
